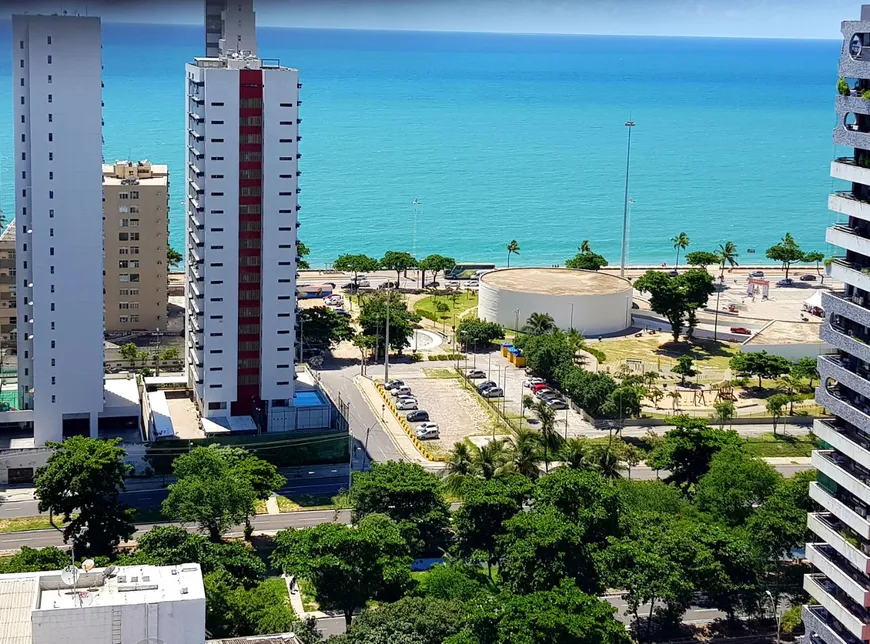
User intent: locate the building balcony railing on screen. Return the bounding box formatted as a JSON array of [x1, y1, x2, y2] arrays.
[[807, 543, 870, 607], [805, 573, 870, 641], [815, 418, 870, 473], [825, 290, 870, 330], [832, 158, 870, 187], [822, 324, 870, 367], [831, 258, 870, 294], [809, 512, 870, 575], [803, 604, 864, 644], [828, 225, 870, 260], [818, 385, 870, 433], [834, 126, 870, 151], [810, 482, 870, 540], [820, 355, 870, 401], [831, 192, 870, 224], [813, 450, 870, 515]]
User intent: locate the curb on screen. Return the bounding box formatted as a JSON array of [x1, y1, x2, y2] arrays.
[[375, 382, 446, 463]]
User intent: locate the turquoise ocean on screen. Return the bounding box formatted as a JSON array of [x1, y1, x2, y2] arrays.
[[0, 23, 850, 267]]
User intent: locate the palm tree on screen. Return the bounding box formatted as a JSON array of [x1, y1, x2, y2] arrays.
[[648, 387, 664, 409], [560, 437, 589, 471], [668, 389, 681, 411], [777, 375, 800, 414], [593, 447, 623, 479], [533, 399, 561, 473], [442, 441, 475, 496], [671, 232, 690, 270], [473, 439, 509, 480], [506, 429, 542, 479], [579, 240, 592, 253], [523, 312, 556, 335], [506, 240, 520, 267], [521, 394, 535, 420], [718, 241, 739, 277], [565, 328, 586, 357]]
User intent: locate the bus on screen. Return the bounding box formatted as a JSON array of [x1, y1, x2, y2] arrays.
[[445, 263, 496, 279]]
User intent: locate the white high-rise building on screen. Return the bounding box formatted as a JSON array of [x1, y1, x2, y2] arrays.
[[186, 1, 301, 431], [205, 0, 257, 57], [12, 15, 105, 444]]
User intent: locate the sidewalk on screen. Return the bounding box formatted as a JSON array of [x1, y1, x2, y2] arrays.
[[354, 375, 443, 470]]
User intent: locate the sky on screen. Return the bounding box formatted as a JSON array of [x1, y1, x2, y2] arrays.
[[0, 0, 863, 39]]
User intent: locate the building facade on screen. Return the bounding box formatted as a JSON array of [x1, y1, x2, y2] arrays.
[[103, 161, 169, 333], [12, 15, 105, 444], [205, 0, 257, 58], [0, 224, 17, 352], [185, 3, 301, 431]]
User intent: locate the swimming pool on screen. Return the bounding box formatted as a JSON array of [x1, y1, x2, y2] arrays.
[[293, 390, 328, 407]]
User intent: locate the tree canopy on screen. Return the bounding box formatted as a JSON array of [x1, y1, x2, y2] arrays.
[[334, 254, 380, 282], [457, 319, 504, 348], [419, 254, 456, 284], [298, 306, 355, 350], [380, 251, 418, 285], [296, 240, 311, 270], [358, 291, 421, 357], [684, 251, 720, 267], [647, 417, 741, 489], [765, 233, 805, 280], [634, 269, 714, 341], [694, 446, 781, 526], [34, 436, 135, 557], [729, 351, 792, 388]]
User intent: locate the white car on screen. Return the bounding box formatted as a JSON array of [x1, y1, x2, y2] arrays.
[[384, 379, 405, 391], [467, 280, 479, 288], [522, 378, 545, 388], [416, 423, 440, 440], [396, 399, 418, 411], [391, 386, 412, 397]]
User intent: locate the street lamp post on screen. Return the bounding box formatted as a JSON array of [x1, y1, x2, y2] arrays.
[[569, 302, 574, 331], [620, 119, 636, 279], [765, 590, 781, 644], [412, 198, 421, 284], [514, 308, 520, 333], [384, 294, 391, 383]]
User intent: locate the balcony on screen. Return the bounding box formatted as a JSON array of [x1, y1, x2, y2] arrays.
[[834, 125, 870, 151], [826, 291, 870, 329], [815, 419, 870, 472], [803, 605, 864, 644], [805, 573, 870, 640], [837, 93, 870, 117], [811, 482, 870, 540], [819, 355, 870, 400], [831, 259, 870, 293], [831, 192, 870, 224], [822, 324, 870, 366], [828, 225, 870, 259], [809, 512, 870, 575], [814, 450, 870, 510], [188, 195, 204, 212], [833, 158, 870, 187], [807, 543, 870, 607]]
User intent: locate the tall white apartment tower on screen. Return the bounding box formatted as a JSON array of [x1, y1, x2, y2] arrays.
[[12, 15, 105, 444], [205, 0, 257, 57], [186, 1, 300, 431]]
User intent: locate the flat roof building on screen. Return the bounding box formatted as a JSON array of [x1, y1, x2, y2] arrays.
[[103, 161, 170, 333], [0, 224, 16, 352]]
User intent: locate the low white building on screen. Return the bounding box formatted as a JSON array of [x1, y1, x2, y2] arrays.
[[0, 563, 205, 644], [740, 320, 835, 362]]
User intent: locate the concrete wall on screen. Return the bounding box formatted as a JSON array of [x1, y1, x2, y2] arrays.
[[479, 280, 632, 336], [741, 341, 834, 362]]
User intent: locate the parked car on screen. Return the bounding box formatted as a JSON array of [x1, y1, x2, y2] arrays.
[[416, 423, 440, 440], [522, 378, 545, 388], [396, 399, 418, 411], [800, 274, 817, 281], [425, 281, 440, 288], [730, 327, 752, 335], [391, 385, 413, 397], [406, 410, 430, 423], [356, 279, 371, 288], [546, 399, 569, 410], [537, 390, 562, 401], [749, 270, 765, 277], [378, 281, 397, 290], [468, 280, 479, 287], [477, 380, 498, 392], [334, 309, 351, 317], [481, 387, 504, 398], [466, 369, 486, 379], [531, 383, 551, 393], [777, 278, 794, 286], [445, 280, 459, 288], [384, 379, 405, 391], [397, 395, 418, 405]]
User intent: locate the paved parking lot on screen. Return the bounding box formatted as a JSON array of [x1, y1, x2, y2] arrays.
[[389, 370, 496, 454]]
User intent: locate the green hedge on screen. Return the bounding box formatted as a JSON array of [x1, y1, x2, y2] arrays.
[[428, 354, 465, 361]]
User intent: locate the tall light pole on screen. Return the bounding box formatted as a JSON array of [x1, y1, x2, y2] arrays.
[[384, 294, 391, 383], [765, 590, 781, 644], [412, 197, 421, 262], [620, 119, 636, 279], [569, 302, 574, 331], [514, 308, 520, 333]]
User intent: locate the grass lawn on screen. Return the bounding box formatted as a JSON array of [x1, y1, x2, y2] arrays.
[[741, 432, 819, 457], [598, 336, 739, 372], [131, 507, 171, 523], [298, 577, 320, 612], [276, 493, 350, 513], [414, 291, 478, 321], [423, 368, 459, 379], [0, 515, 63, 533]]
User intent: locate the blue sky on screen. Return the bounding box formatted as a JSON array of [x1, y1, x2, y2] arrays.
[[1, 0, 862, 38]]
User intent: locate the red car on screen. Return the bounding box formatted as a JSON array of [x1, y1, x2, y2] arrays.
[[531, 383, 550, 393], [730, 327, 752, 335]]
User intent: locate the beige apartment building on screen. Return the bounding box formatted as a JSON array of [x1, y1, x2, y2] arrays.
[[0, 224, 15, 351], [103, 161, 169, 333]]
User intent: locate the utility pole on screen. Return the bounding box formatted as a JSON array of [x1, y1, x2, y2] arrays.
[[412, 198, 421, 281], [620, 119, 636, 279], [384, 293, 390, 383]]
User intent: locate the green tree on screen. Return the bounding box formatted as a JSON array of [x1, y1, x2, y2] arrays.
[[220, 577, 320, 640], [718, 241, 739, 276], [599, 385, 642, 420], [342, 596, 463, 644], [671, 232, 690, 269], [167, 245, 183, 268], [838, 76, 851, 96], [411, 562, 492, 603], [560, 437, 590, 471], [515, 331, 574, 383], [680, 269, 716, 336], [450, 579, 631, 644], [0, 546, 71, 574], [532, 399, 561, 473], [766, 393, 791, 434], [560, 368, 618, 417], [34, 436, 135, 557], [695, 446, 780, 526], [523, 312, 556, 335], [443, 441, 476, 497], [350, 461, 451, 555], [456, 319, 504, 349], [566, 250, 608, 271], [298, 306, 355, 350], [729, 350, 792, 389], [358, 291, 420, 357], [765, 233, 805, 281], [647, 416, 741, 489], [119, 342, 139, 365], [506, 239, 520, 267], [380, 250, 418, 286], [497, 508, 599, 595], [634, 269, 714, 342], [271, 514, 412, 627], [296, 239, 312, 270], [684, 250, 720, 267], [162, 445, 262, 542], [506, 428, 543, 480], [804, 250, 825, 276], [418, 254, 456, 286], [792, 356, 820, 388], [747, 469, 816, 563], [159, 347, 180, 362], [713, 400, 736, 427], [671, 355, 696, 385], [472, 439, 511, 480], [334, 253, 380, 284], [534, 468, 621, 545]]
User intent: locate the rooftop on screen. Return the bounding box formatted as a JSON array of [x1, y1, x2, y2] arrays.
[[207, 634, 303, 644], [480, 267, 632, 296], [742, 320, 825, 346], [102, 161, 168, 187]]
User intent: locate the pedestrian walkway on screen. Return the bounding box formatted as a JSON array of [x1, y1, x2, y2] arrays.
[[265, 495, 280, 515]]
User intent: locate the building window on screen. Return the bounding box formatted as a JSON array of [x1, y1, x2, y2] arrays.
[[47, 36, 51, 45], [130, 191, 139, 199], [208, 402, 227, 410], [48, 133, 52, 142], [51, 376, 56, 385], [51, 395, 55, 403], [49, 209, 54, 218], [49, 191, 53, 199], [119, 219, 128, 228], [47, 75, 52, 84], [48, 152, 53, 160], [49, 228, 53, 236], [119, 193, 128, 200], [47, 55, 52, 64], [129, 206, 139, 214], [49, 172, 53, 180], [51, 340, 55, 348], [119, 233, 128, 241], [48, 94, 52, 103], [119, 274, 129, 282], [49, 247, 54, 256], [130, 219, 139, 227], [130, 246, 140, 255]]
